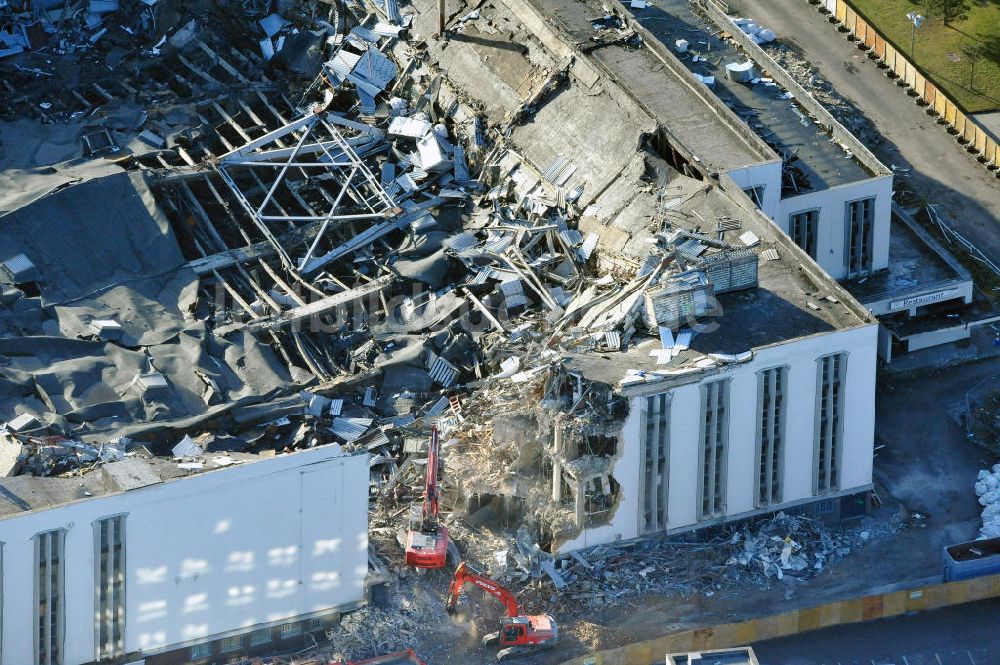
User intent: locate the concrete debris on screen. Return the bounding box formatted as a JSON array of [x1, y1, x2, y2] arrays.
[[762, 42, 883, 149]]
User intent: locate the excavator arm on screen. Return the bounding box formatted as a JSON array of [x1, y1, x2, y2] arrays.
[[421, 425, 440, 528], [445, 562, 520, 617]]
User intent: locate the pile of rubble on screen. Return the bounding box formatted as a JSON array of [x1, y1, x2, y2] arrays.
[[975, 465, 1000, 539], [370, 507, 902, 625], [762, 41, 883, 148]]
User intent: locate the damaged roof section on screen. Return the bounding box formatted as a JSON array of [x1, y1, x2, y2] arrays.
[[1, 0, 869, 576]]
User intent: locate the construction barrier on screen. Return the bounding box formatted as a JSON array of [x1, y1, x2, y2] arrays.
[[559, 573, 1000, 664], [812, 0, 999, 172]]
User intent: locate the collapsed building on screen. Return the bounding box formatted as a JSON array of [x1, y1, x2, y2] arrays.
[[0, 0, 896, 660], [600, 0, 991, 362], [430, 4, 878, 550]]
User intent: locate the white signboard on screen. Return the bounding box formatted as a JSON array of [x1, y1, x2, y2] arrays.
[[889, 288, 959, 311]]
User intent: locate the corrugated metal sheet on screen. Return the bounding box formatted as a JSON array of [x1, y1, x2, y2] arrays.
[[424, 396, 449, 418], [137, 372, 168, 392], [363, 386, 377, 407], [351, 26, 380, 42], [454, 145, 470, 181], [643, 278, 713, 330], [6, 413, 38, 431], [356, 428, 390, 450], [560, 229, 583, 247], [676, 239, 707, 257], [89, 0, 119, 13], [357, 88, 377, 114], [381, 414, 416, 429], [482, 233, 514, 255], [373, 21, 403, 37], [2, 253, 38, 282], [330, 417, 372, 442], [553, 163, 577, 186], [329, 398, 344, 416], [604, 330, 621, 350], [429, 356, 459, 387], [388, 116, 431, 138], [443, 232, 479, 253], [469, 267, 493, 284], [702, 248, 758, 294], [542, 154, 569, 182], [327, 49, 361, 81], [384, 181, 403, 198], [351, 47, 397, 92], [384, 0, 402, 23]]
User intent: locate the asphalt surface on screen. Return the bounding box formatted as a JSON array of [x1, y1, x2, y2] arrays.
[[731, 0, 1000, 265], [752, 597, 1000, 665]]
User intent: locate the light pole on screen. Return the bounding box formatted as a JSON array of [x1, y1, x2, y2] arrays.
[[906, 11, 924, 61]]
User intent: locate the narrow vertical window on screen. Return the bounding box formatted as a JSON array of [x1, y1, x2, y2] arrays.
[[641, 392, 670, 533], [845, 198, 874, 276], [94, 515, 125, 661], [789, 209, 818, 259], [699, 380, 729, 519], [757, 367, 787, 507], [743, 185, 765, 210], [814, 353, 846, 494], [35, 529, 65, 665]]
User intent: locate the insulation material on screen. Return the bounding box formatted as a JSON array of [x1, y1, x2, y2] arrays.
[[976, 465, 1000, 539]]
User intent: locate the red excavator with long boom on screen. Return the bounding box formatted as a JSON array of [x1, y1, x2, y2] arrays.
[[404, 425, 449, 568], [445, 562, 558, 661]]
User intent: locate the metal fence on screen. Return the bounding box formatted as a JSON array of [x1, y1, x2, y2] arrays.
[[817, 0, 998, 172]]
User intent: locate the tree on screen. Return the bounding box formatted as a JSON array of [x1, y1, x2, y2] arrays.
[[960, 43, 984, 90], [922, 0, 970, 25]]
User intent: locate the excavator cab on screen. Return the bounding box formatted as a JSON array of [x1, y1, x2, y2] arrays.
[[499, 618, 525, 644], [403, 522, 449, 568], [497, 615, 557, 647]]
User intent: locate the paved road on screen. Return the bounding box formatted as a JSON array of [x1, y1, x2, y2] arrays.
[[752, 597, 1000, 665], [731, 0, 1000, 266]]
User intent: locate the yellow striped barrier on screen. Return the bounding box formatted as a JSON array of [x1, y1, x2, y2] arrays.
[[561, 573, 1000, 665]]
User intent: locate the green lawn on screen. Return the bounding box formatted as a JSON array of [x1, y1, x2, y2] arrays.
[[850, 0, 1000, 113]]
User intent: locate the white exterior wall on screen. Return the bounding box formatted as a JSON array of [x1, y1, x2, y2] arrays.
[[0, 446, 369, 665], [777, 176, 892, 281], [725, 161, 782, 221], [556, 323, 877, 553]]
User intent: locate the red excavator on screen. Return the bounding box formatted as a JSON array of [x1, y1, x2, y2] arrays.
[[445, 562, 559, 661], [404, 425, 449, 568]]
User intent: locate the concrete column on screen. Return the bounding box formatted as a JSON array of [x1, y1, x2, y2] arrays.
[[574, 479, 585, 527], [552, 415, 563, 502]]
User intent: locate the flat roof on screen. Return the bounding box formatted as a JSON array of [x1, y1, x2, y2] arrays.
[[0, 447, 351, 519], [843, 211, 970, 302], [529, 0, 773, 173], [621, 0, 873, 192]]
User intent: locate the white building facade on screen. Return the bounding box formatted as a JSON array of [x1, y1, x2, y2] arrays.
[[0, 445, 369, 665], [725, 162, 894, 282], [557, 324, 877, 553]]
